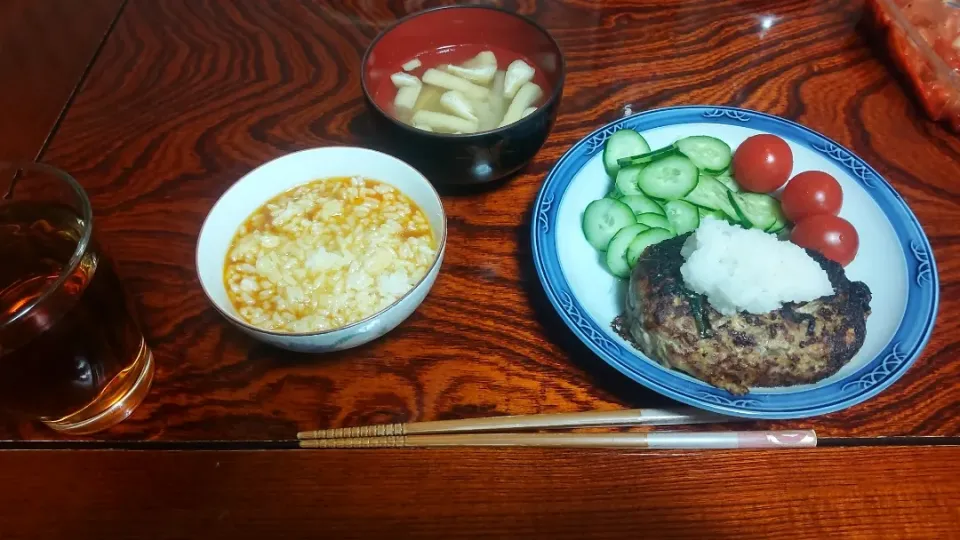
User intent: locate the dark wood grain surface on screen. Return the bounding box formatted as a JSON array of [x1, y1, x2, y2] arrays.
[[0, 0, 125, 161], [0, 446, 958, 539], [3, 0, 960, 440]]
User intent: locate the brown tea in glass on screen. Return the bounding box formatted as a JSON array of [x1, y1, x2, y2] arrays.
[[0, 163, 154, 434]]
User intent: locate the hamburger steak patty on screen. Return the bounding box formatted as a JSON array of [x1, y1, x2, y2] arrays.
[[612, 234, 872, 395]]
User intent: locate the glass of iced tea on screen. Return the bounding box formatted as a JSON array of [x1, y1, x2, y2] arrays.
[[0, 162, 154, 434]]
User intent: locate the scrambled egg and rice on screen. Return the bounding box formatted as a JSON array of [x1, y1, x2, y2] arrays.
[[224, 176, 436, 333]]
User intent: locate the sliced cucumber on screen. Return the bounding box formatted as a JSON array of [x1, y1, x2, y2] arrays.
[[662, 200, 700, 235], [582, 198, 636, 251], [615, 166, 645, 196], [698, 206, 733, 224], [605, 224, 650, 278], [587, 134, 785, 269], [616, 144, 678, 169], [766, 212, 788, 233], [676, 136, 732, 173], [636, 212, 673, 232], [619, 194, 665, 216], [729, 192, 783, 231], [603, 129, 650, 178], [625, 228, 675, 267], [683, 175, 738, 221], [716, 172, 740, 193], [636, 155, 699, 199]]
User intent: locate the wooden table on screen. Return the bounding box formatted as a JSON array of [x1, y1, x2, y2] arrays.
[[2, 0, 959, 537]]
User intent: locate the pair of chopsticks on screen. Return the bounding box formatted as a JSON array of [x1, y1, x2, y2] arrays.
[[297, 408, 817, 449]]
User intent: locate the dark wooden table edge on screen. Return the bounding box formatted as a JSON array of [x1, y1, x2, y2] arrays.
[[0, 436, 958, 450]]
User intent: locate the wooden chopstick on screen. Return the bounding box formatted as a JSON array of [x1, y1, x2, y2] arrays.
[[297, 408, 732, 440], [298, 430, 817, 449]]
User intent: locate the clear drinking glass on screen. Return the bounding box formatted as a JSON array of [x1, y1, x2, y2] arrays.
[[0, 162, 154, 434]]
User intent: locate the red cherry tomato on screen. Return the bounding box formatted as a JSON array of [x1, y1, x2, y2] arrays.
[[780, 171, 843, 222], [791, 214, 859, 267], [732, 134, 794, 193]]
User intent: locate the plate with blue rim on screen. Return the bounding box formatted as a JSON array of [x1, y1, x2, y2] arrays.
[[531, 105, 939, 419]]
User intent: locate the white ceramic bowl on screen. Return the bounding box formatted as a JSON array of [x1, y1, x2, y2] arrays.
[[196, 147, 447, 353]]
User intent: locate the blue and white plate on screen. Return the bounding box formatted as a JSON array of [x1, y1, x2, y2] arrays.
[[531, 106, 939, 419]]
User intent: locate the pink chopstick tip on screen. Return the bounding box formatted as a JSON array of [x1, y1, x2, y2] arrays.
[[737, 430, 817, 448]]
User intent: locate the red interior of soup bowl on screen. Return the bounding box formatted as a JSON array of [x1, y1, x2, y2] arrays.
[[362, 7, 564, 122]]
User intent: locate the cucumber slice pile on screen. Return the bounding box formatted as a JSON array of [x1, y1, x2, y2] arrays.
[[583, 198, 636, 251], [636, 212, 673, 231], [616, 144, 678, 169], [605, 224, 651, 278], [637, 155, 699, 199], [676, 136, 732, 173], [582, 129, 792, 278], [615, 166, 646, 196], [729, 192, 786, 232], [626, 228, 674, 267], [620, 194, 665, 216], [662, 200, 700, 235], [683, 175, 739, 222], [603, 129, 650, 178], [716, 170, 740, 192]]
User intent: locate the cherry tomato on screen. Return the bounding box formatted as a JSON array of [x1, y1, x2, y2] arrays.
[[732, 134, 794, 193], [791, 214, 859, 267], [780, 171, 843, 222]]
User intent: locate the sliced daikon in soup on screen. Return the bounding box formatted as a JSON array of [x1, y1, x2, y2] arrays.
[[385, 48, 545, 134]]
